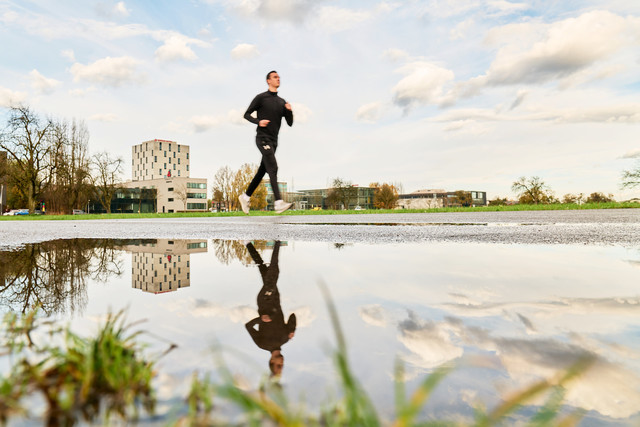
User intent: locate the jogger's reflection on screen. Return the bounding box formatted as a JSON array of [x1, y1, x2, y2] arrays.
[[244, 241, 296, 378]]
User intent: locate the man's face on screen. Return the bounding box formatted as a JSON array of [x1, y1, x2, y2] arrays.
[[267, 73, 280, 89]]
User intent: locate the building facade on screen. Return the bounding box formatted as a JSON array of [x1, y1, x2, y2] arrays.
[[397, 189, 487, 209], [124, 139, 207, 213]]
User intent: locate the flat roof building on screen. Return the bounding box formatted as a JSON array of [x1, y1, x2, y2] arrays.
[[124, 140, 207, 213]]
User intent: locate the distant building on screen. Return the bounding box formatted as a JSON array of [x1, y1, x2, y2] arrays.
[[123, 239, 208, 294], [397, 189, 487, 209], [293, 186, 375, 210], [122, 140, 207, 213]]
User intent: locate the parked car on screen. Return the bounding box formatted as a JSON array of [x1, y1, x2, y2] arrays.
[[354, 205, 364, 211], [3, 209, 19, 216], [16, 209, 30, 215], [72, 209, 85, 215]]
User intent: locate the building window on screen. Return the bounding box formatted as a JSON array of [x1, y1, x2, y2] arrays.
[[178, 145, 180, 152], [164, 163, 167, 169], [164, 151, 167, 157], [178, 158, 180, 164], [173, 164, 176, 170], [186, 165, 189, 171], [159, 169, 162, 175], [168, 187, 173, 192], [178, 170, 181, 176], [173, 152, 176, 158], [154, 156, 157, 162], [168, 144, 171, 151], [186, 153, 189, 159], [168, 198, 174, 202], [187, 202, 206, 209]]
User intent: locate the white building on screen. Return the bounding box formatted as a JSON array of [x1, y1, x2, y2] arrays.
[[123, 139, 207, 213]]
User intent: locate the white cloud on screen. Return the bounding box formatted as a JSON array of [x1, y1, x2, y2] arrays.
[[89, 113, 118, 122], [455, 10, 640, 100], [190, 109, 249, 132], [190, 115, 224, 133], [29, 69, 61, 95], [449, 18, 474, 40], [230, 43, 259, 60], [70, 56, 143, 87], [114, 1, 130, 17], [355, 102, 383, 123], [392, 61, 455, 110], [291, 103, 311, 123], [155, 34, 200, 62], [311, 6, 371, 32], [0, 86, 27, 107], [382, 48, 409, 62], [432, 104, 640, 124], [620, 150, 640, 159], [61, 49, 75, 62]]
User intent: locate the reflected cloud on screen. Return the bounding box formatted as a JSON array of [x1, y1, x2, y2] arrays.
[[397, 311, 463, 369], [395, 310, 640, 419], [359, 304, 388, 327]]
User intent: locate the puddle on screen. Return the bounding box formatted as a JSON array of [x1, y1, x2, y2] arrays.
[[1, 238, 639, 425]]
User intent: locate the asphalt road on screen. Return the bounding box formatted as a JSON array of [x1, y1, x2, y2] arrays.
[[1, 209, 640, 249]]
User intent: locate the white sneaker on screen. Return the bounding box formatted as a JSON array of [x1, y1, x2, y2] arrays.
[[274, 199, 292, 214], [239, 193, 250, 215]]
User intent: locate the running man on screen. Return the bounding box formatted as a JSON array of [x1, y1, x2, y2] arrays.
[[239, 71, 293, 214]]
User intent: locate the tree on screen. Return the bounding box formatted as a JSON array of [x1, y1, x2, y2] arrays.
[[372, 183, 399, 209], [330, 178, 357, 210], [175, 183, 189, 211], [49, 119, 92, 214], [511, 176, 554, 204], [0, 106, 62, 212], [452, 190, 472, 207], [561, 193, 584, 204], [231, 164, 267, 211], [91, 152, 123, 214], [621, 162, 640, 189], [585, 192, 614, 203], [489, 196, 508, 206], [212, 166, 234, 211]]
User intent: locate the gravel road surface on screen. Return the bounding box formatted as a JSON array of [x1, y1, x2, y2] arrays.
[[1, 209, 639, 249]]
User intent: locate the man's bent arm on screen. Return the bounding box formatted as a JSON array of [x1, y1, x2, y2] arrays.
[[244, 95, 261, 125], [284, 105, 293, 127]]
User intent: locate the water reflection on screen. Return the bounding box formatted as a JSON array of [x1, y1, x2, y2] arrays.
[[1, 239, 639, 424], [244, 241, 296, 378], [124, 239, 207, 294], [0, 239, 123, 314]]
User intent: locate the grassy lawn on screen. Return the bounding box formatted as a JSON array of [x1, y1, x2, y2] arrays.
[[1, 202, 638, 221]]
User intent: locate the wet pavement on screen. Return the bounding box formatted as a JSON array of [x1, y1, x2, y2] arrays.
[[1, 209, 640, 249]]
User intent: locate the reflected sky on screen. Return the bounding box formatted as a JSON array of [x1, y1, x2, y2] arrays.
[[1, 239, 639, 425]]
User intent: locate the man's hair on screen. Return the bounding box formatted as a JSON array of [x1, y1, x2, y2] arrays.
[[266, 70, 278, 81]]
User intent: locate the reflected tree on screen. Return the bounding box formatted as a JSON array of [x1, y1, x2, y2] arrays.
[[0, 239, 126, 315], [210, 240, 270, 266]]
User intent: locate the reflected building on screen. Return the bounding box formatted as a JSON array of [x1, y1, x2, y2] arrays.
[[123, 239, 208, 294]]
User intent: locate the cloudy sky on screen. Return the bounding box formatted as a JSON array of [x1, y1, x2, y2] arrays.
[[1, 0, 639, 200]]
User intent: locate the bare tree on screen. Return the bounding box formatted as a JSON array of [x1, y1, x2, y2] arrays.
[[0, 106, 62, 212], [212, 166, 234, 211], [48, 119, 92, 213], [175, 183, 189, 211], [622, 162, 640, 190], [91, 152, 123, 214], [330, 177, 358, 210], [511, 176, 555, 204]]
